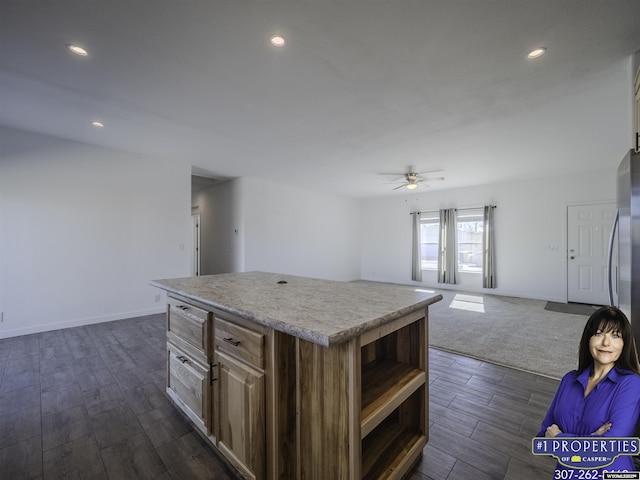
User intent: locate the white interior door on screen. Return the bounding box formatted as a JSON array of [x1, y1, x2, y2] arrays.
[[567, 204, 616, 305]]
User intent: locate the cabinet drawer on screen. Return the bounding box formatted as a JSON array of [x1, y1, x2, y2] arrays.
[[168, 297, 212, 361], [215, 317, 265, 369], [167, 343, 212, 435]]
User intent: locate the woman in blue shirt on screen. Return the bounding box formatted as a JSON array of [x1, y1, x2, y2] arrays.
[[538, 306, 640, 477]]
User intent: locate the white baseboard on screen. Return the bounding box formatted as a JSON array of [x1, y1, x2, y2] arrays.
[[0, 307, 166, 339]]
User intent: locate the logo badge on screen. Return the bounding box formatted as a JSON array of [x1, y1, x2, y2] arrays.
[[532, 438, 640, 469]]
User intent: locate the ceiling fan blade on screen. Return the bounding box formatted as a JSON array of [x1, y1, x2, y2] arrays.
[[419, 176, 445, 181], [392, 183, 408, 190]]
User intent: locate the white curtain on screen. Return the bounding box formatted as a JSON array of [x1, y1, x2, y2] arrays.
[[483, 205, 496, 288], [437, 208, 457, 284], [411, 211, 422, 282]]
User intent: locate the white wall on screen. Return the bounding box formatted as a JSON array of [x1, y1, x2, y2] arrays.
[[0, 127, 191, 338], [238, 177, 361, 281], [191, 176, 361, 281], [1, 51, 634, 337], [359, 168, 616, 302]]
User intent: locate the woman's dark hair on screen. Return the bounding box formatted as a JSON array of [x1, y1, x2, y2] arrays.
[[577, 306, 640, 374]]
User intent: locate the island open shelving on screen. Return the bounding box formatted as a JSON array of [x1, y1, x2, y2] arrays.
[[360, 313, 427, 479], [152, 272, 441, 480]]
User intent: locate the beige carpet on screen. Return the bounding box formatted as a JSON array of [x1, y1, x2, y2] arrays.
[[426, 289, 588, 379], [357, 281, 590, 379]]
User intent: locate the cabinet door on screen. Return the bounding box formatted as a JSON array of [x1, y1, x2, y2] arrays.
[[167, 343, 212, 435], [215, 351, 265, 480]]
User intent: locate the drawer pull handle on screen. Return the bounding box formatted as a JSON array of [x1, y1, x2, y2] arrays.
[[223, 337, 240, 347], [175, 305, 188, 311], [176, 355, 188, 363]]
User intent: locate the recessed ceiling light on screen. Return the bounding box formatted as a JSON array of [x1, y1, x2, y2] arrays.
[[527, 47, 547, 59], [67, 44, 88, 56], [91, 121, 104, 127], [270, 34, 285, 47]]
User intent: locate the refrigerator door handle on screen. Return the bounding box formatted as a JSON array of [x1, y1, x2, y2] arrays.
[[608, 209, 619, 307]]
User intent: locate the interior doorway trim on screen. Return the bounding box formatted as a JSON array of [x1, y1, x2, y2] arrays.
[[192, 213, 201, 277]]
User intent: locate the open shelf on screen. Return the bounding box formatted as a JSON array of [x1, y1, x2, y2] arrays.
[[359, 315, 427, 479], [361, 416, 427, 480], [361, 360, 425, 439]]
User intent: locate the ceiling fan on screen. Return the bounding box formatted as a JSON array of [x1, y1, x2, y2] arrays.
[[378, 168, 444, 190]]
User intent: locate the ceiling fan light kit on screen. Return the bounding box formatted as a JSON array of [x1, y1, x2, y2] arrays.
[[270, 34, 285, 47], [379, 168, 445, 191], [67, 44, 88, 56], [527, 47, 547, 59]]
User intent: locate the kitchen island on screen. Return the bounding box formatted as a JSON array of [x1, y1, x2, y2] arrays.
[[151, 272, 442, 480]]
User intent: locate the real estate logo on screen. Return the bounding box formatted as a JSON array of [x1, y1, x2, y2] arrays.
[[532, 437, 640, 469]]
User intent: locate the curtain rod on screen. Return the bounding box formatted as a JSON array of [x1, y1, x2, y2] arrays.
[[409, 205, 496, 215]]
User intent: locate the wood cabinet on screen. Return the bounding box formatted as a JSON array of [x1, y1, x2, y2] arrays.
[[296, 308, 427, 479], [166, 297, 214, 437], [167, 296, 213, 361], [360, 312, 427, 479], [213, 310, 267, 480], [215, 316, 265, 368], [215, 351, 265, 480], [167, 342, 212, 435], [158, 279, 435, 480]]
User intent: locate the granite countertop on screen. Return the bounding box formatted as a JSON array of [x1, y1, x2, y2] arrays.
[[151, 271, 442, 346]]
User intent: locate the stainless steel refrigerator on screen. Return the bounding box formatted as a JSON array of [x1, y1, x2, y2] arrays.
[[609, 149, 640, 350]]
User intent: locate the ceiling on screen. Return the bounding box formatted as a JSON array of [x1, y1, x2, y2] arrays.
[[1, 1, 639, 198]]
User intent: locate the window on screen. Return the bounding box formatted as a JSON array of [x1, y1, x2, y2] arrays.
[[456, 209, 483, 273], [419, 212, 439, 270], [419, 209, 484, 272]]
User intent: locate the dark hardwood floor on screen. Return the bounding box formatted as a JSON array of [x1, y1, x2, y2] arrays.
[[0, 314, 558, 479], [416, 349, 557, 479]]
